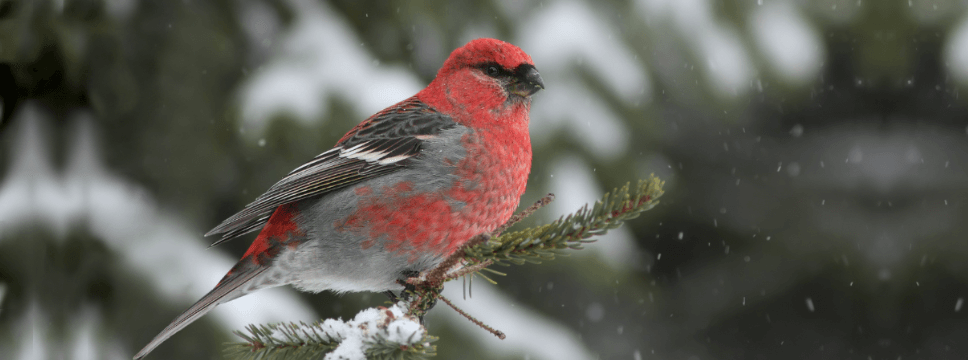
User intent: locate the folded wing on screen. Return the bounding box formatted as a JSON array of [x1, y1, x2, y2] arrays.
[[206, 97, 456, 246]]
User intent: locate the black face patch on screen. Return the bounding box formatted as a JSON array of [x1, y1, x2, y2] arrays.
[[478, 62, 513, 79], [475, 62, 544, 100], [476, 63, 541, 83]]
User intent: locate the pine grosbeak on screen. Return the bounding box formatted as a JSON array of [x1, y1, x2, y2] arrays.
[[134, 38, 544, 359]]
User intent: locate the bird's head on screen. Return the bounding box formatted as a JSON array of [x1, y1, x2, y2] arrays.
[[419, 38, 544, 122]]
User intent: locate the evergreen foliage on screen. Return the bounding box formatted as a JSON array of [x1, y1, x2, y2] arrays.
[[226, 176, 664, 359], [225, 319, 438, 360]]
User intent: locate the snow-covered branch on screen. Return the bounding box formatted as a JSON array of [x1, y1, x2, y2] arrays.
[[226, 303, 436, 360]]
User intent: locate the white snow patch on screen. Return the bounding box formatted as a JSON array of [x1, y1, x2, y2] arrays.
[[0, 105, 317, 357], [698, 27, 754, 97], [268, 303, 427, 360], [634, 0, 754, 98], [750, 3, 824, 85], [520, 1, 651, 105], [70, 305, 118, 360], [237, 0, 422, 135], [238, 0, 282, 59], [519, 1, 641, 160], [9, 300, 46, 360], [385, 317, 424, 344], [0, 107, 75, 238], [530, 77, 631, 160]]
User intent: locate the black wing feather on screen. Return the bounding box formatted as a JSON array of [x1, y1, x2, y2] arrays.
[[206, 97, 456, 246]]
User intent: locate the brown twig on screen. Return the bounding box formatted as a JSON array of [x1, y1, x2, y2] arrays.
[[422, 233, 492, 285], [407, 259, 493, 286], [438, 294, 506, 340], [444, 259, 493, 281], [490, 193, 555, 237]]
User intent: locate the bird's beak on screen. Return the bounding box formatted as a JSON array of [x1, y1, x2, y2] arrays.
[[509, 65, 545, 98]]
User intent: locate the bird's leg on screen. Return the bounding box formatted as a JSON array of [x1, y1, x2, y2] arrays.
[[385, 268, 421, 303], [412, 290, 438, 325], [397, 269, 440, 324]]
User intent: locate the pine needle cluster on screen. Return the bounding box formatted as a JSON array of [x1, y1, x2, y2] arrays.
[[227, 176, 664, 359]]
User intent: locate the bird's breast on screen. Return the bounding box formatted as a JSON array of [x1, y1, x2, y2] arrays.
[[444, 126, 532, 231]]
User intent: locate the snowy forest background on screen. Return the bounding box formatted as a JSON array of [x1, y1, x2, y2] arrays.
[[2, 0, 968, 359]]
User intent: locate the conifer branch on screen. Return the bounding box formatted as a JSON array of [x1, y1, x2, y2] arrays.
[[463, 175, 664, 266], [490, 193, 556, 237], [226, 175, 663, 359], [225, 304, 437, 360]]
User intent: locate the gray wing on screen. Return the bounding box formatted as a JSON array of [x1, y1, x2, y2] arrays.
[[206, 97, 456, 246]]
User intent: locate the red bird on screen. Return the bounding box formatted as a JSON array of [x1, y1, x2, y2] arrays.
[[134, 38, 543, 359]]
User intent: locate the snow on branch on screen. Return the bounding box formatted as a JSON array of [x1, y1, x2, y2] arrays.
[[225, 303, 436, 360], [227, 175, 664, 359]]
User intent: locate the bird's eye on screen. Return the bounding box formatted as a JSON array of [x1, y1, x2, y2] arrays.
[[486, 65, 500, 77]]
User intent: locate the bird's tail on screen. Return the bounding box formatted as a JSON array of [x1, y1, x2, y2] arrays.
[[133, 265, 270, 360]]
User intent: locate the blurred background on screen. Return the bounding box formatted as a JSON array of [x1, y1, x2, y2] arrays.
[[2, 0, 968, 359]]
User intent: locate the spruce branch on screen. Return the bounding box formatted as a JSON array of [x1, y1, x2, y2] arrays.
[[490, 193, 556, 237], [404, 175, 664, 340], [225, 304, 437, 360], [463, 175, 664, 267], [225, 175, 663, 359], [225, 322, 339, 360]]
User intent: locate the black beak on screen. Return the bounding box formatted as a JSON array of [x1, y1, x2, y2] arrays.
[[509, 64, 545, 97], [523, 67, 545, 92]]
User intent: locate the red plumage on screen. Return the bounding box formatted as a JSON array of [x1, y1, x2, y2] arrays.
[[134, 38, 543, 359], [241, 203, 303, 265]]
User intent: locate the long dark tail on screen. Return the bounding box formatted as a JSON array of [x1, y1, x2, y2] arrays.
[[133, 265, 269, 359]]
